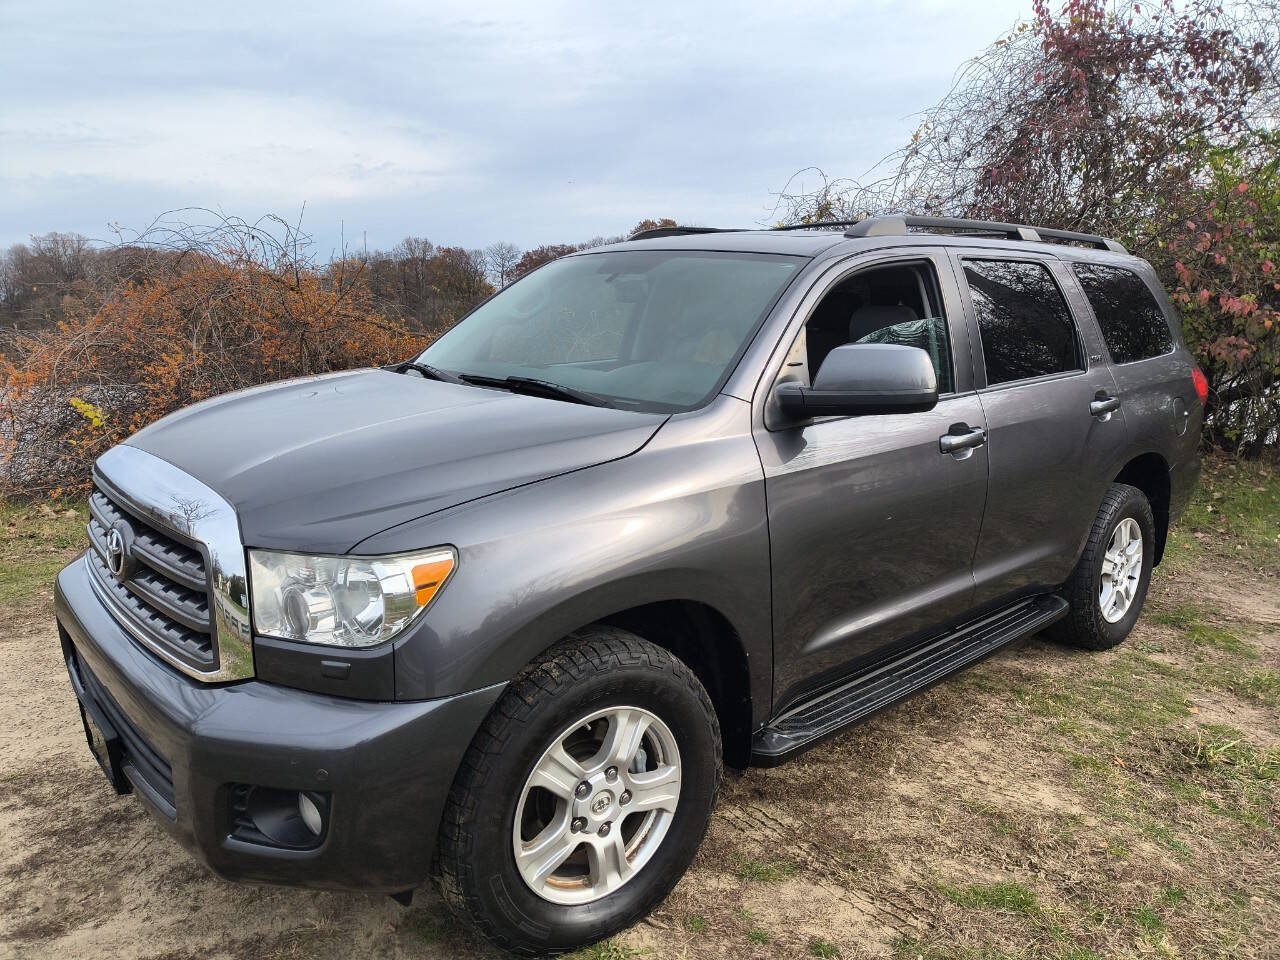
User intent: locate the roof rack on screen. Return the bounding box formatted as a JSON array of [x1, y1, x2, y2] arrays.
[[845, 215, 1127, 253], [628, 226, 744, 241], [773, 220, 868, 232]]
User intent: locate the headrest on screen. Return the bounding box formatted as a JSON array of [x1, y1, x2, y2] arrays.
[[849, 303, 919, 341]]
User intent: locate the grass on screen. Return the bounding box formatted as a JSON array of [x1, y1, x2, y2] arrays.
[[1158, 886, 1188, 907], [683, 913, 706, 933], [916, 459, 1278, 958], [0, 501, 87, 610], [1184, 725, 1280, 781], [736, 906, 770, 944], [399, 905, 455, 944], [1149, 598, 1260, 658], [1186, 622, 1259, 658], [1140, 820, 1191, 856], [808, 937, 841, 958], [1149, 602, 1205, 629], [733, 856, 797, 883], [961, 798, 1018, 836], [1207, 665, 1280, 708], [1170, 457, 1280, 559], [892, 936, 1091, 960], [1022, 648, 1193, 753], [1131, 904, 1165, 934], [564, 940, 643, 960], [941, 881, 1040, 916]]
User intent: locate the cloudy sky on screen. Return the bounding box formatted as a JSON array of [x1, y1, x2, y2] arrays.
[[1, 0, 1029, 256]]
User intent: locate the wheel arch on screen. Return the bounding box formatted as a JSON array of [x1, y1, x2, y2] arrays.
[[1113, 451, 1172, 564], [489, 585, 759, 771], [596, 600, 754, 770]]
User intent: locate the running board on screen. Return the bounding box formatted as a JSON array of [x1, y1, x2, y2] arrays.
[[751, 594, 1069, 765]]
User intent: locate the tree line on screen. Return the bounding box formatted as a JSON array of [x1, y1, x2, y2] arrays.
[[0, 216, 679, 349]]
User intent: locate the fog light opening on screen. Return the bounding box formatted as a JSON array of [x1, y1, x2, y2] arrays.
[[229, 783, 329, 850], [298, 791, 323, 836]]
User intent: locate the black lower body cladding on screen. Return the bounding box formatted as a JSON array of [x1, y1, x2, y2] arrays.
[[54, 555, 504, 892]]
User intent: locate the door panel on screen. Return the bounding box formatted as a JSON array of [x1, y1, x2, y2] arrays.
[[956, 254, 1131, 605], [753, 249, 988, 709], [1062, 259, 1202, 470], [758, 393, 988, 706], [969, 373, 1127, 602]]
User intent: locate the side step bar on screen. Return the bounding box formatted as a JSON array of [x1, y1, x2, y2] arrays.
[[751, 594, 1069, 765]]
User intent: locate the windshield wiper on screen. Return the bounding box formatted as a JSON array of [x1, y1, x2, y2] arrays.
[[388, 360, 465, 384], [458, 374, 612, 408]]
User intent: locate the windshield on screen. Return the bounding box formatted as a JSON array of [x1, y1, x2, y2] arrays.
[[417, 250, 804, 412]]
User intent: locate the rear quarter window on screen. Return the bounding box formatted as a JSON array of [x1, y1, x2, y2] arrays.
[[1071, 262, 1174, 364]]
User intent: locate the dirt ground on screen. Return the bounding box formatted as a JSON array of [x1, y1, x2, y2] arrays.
[[1, 462, 1277, 960]]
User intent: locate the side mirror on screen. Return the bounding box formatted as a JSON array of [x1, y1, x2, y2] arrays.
[[774, 343, 938, 420]]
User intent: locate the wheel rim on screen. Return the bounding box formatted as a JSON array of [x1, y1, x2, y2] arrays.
[[512, 705, 681, 905], [1099, 517, 1143, 624]]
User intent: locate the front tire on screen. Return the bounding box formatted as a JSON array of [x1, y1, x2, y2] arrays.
[[437, 627, 722, 956], [1051, 482, 1155, 650]]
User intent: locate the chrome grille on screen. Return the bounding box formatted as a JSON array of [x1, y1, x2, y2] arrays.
[[87, 484, 217, 671]]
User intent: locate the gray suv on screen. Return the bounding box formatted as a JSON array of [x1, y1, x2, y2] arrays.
[[55, 215, 1204, 955]]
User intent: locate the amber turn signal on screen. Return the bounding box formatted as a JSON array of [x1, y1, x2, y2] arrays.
[[412, 557, 456, 606]]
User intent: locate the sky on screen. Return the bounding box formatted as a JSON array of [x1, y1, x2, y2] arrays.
[[1, 0, 1031, 258]]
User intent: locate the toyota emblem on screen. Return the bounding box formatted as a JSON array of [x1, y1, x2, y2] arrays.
[[105, 525, 130, 579]]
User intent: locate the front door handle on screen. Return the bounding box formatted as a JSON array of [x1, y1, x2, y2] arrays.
[[939, 423, 986, 454], [1090, 392, 1121, 417]]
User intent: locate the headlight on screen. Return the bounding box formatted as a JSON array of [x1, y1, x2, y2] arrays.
[[248, 547, 456, 648]]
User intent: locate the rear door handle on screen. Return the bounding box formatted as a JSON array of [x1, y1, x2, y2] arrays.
[[1090, 393, 1121, 417], [939, 424, 986, 454]]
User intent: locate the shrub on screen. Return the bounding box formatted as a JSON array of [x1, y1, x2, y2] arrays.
[[0, 215, 423, 497]]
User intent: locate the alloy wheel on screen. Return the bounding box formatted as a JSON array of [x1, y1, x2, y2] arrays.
[[1099, 517, 1143, 623], [512, 706, 681, 905]]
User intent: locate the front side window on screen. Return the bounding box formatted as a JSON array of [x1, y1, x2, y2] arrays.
[[802, 260, 954, 393], [419, 250, 803, 412], [1072, 262, 1174, 364], [963, 259, 1082, 386]]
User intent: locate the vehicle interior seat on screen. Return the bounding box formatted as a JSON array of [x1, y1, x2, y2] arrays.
[[850, 304, 947, 387], [848, 303, 919, 341]]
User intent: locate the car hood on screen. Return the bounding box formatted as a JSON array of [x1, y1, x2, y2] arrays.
[[126, 368, 667, 553]]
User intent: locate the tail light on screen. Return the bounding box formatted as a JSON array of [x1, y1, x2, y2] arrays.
[[1191, 367, 1209, 406]]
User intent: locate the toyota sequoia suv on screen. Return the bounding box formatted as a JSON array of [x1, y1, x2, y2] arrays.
[[55, 215, 1204, 955]]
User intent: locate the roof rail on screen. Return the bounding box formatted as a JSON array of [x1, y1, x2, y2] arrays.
[[772, 220, 869, 232], [845, 215, 1127, 254], [628, 226, 744, 241]]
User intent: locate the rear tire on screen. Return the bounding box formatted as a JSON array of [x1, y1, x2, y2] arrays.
[[1051, 482, 1155, 650], [437, 627, 721, 956]]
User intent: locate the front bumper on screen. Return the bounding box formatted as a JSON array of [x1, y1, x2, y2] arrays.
[[55, 554, 504, 892]]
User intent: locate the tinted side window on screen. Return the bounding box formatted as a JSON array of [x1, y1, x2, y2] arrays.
[[1072, 263, 1174, 364], [804, 260, 954, 393], [963, 260, 1082, 386]]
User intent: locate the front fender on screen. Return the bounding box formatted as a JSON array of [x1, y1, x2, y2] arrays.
[[359, 397, 773, 722]]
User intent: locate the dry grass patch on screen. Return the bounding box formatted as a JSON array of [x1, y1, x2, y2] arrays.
[[0, 500, 86, 614]]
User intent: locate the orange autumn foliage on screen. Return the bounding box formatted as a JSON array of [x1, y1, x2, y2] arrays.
[[1, 245, 421, 497]]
